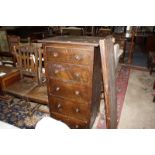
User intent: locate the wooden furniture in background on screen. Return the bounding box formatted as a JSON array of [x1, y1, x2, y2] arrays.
[[0, 30, 14, 66], [61, 27, 84, 36], [113, 34, 126, 62], [61, 27, 82, 35], [148, 51, 155, 75], [7, 35, 20, 66], [39, 36, 104, 128], [0, 30, 10, 52], [96, 28, 112, 37], [99, 37, 117, 129], [145, 35, 155, 53], [127, 27, 137, 64]]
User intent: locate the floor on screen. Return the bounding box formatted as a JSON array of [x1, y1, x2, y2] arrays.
[[118, 69, 155, 128]]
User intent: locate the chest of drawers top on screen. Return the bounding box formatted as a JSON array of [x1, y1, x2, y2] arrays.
[[38, 36, 104, 47]]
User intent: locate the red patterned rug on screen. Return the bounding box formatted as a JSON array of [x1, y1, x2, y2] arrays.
[[95, 65, 130, 128]]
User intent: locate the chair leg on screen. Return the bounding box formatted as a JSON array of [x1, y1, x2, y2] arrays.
[[153, 95, 155, 102], [147, 56, 151, 69], [150, 64, 153, 75]]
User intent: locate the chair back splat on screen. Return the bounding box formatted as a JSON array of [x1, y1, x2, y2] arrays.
[[14, 45, 39, 84]]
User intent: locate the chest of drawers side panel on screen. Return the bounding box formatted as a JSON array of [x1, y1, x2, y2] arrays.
[[90, 47, 102, 127]]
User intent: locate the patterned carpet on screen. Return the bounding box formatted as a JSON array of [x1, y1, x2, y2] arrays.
[[0, 65, 130, 129], [0, 98, 49, 129]]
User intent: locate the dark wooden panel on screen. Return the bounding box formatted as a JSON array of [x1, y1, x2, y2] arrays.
[[99, 36, 117, 129], [90, 47, 102, 127], [146, 35, 155, 52]]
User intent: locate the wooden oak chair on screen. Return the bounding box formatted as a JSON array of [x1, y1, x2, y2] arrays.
[[4, 45, 39, 98], [25, 45, 48, 105]]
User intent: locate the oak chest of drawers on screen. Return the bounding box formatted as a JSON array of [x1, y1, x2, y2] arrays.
[[40, 36, 103, 129]]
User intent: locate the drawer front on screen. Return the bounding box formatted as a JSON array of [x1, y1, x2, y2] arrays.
[[49, 96, 90, 121], [49, 79, 91, 102], [51, 112, 89, 129], [47, 63, 91, 84], [45, 46, 93, 65]]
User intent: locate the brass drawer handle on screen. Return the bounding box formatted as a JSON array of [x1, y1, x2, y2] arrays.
[[74, 55, 81, 61], [53, 52, 58, 57], [54, 69, 59, 74], [74, 72, 80, 78], [75, 108, 80, 113], [55, 87, 60, 91], [75, 125, 79, 128], [75, 90, 80, 95], [57, 103, 61, 109]]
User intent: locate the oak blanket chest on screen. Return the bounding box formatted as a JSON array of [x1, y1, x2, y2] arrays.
[[40, 36, 103, 128]]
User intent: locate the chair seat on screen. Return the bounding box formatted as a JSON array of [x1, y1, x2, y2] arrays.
[[4, 78, 38, 98], [26, 84, 48, 105]]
